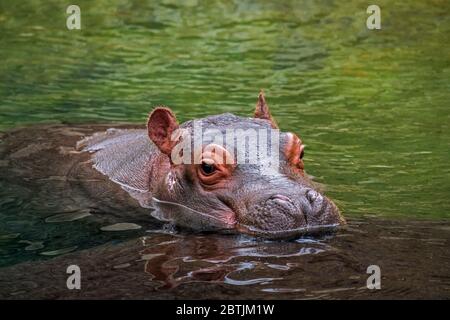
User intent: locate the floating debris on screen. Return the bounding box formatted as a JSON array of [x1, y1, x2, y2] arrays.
[[100, 223, 142, 232], [45, 210, 91, 223], [19, 240, 45, 251], [40, 246, 78, 256], [0, 233, 20, 240]]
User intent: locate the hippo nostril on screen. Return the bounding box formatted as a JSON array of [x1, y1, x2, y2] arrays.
[[266, 195, 295, 214], [306, 189, 321, 204], [242, 194, 311, 232], [267, 195, 308, 227], [270, 194, 292, 203]]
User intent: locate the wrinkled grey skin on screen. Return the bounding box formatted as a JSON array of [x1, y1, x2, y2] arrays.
[[161, 114, 342, 235], [79, 94, 344, 239]]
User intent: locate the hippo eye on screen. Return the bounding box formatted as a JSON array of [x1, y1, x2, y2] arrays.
[[200, 162, 216, 176]]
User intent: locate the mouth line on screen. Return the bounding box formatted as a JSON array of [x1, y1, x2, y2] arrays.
[[303, 210, 309, 225], [151, 197, 237, 230], [151, 197, 339, 239]]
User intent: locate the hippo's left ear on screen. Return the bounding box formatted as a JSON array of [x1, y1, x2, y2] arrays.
[[254, 90, 278, 129], [147, 107, 179, 155]]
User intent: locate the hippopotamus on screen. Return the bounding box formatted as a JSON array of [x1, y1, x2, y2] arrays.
[[77, 91, 344, 238]]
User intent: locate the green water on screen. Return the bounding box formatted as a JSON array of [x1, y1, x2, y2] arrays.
[[0, 0, 449, 224]]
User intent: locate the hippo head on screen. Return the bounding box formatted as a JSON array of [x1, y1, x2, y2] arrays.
[[146, 91, 344, 239]]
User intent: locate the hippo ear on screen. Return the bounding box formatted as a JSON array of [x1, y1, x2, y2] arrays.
[[254, 90, 278, 129], [147, 107, 179, 155]]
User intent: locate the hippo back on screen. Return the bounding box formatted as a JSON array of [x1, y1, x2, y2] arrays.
[[77, 128, 156, 208]]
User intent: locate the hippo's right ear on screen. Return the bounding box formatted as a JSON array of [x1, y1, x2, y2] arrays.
[[254, 90, 278, 129], [147, 107, 179, 155]]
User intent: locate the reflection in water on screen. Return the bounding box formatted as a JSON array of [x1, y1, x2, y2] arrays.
[[141, 235, 233, 289], [0, 218, 449, 299], [140, 232, 334, 290]]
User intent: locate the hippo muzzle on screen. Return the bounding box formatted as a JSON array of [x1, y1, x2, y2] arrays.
[[236, 186, 342, 238]]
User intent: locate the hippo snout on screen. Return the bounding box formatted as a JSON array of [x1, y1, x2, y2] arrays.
[[238, 188, 341, 235], [241, 193, 306, 232], [263, 194, 307, 228]]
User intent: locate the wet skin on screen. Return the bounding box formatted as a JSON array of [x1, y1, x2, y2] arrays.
[[78, 91, 344, 238]]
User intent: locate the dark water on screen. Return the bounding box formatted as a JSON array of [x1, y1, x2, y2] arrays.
[[1, 216, 449, 299], [0, 0, 449, 299]]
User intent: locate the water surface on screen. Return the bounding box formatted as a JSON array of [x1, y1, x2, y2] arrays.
[[0, 0, 449, 299]]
